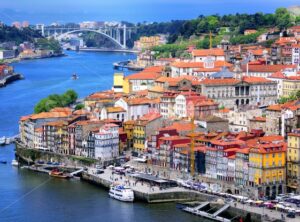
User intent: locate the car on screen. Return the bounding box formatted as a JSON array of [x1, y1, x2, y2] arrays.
[[95, 165, 102, 169], [287, 211, 296, 218]]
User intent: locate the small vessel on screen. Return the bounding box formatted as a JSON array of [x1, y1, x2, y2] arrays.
[[5, 137, 11, 145], [49, 169, 71, 179], [71, 73, 78, 80], [109, 184, 134, 202], [11, 159, 19, 166], [0, 160, 7, 164], [0, 137, 6, 146]]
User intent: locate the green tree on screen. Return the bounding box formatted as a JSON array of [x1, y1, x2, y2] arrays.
[[75, 104, 85, 110], [34, 90, 78, 113], [275, 8, 293, 30]]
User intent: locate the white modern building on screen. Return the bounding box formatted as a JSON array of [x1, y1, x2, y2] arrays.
[[94, 124, 119, 160]]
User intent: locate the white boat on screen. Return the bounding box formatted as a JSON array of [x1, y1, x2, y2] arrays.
[[0, 137, 5, 145], [11, 159, 19, 167], [5, 137, 11, 145], [109, 185, 134, 202]]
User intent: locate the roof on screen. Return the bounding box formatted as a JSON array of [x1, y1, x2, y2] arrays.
[[241, 64, 296, 73], [242, 76, 273, 84], [219, 108, 230, 113], [200, 78, 241, 85], [159, 135, 190, 141], [169, 122, 194, 132], [250, 116, 266, 122], [139, 112, 162, 122], [210, 67, 234, 79], [126, 72, 160, 80], [192, 48, 225, 57], [269, 71, 286, 79], [106, 107, 126, 113]]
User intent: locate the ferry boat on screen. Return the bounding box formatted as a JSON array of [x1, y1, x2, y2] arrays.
[[11, 159, 19, 167], [0, 137, 6, 146], [71, 73, 78, 80], [49, 169, 71, 179], [109, 185, 134, 202]]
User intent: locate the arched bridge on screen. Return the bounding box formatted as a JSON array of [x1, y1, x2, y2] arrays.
[[35, 25, 133, 49]]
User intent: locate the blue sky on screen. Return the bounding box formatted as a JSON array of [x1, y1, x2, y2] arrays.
[[0, 0, 299, 24]]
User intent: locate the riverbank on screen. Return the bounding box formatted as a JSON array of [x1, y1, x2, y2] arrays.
[[3, 53, 66, 64], [79, 48, 138, 53], [0, 73, 24, 87]]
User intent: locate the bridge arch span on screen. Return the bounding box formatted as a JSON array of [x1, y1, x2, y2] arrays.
[[56, 29, 125, 49]]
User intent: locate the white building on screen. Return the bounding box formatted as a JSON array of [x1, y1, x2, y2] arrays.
[[94, 124, 119, 160], [0, 50, 15, 60], [100, 107, 126, 122], [267, 71, 286, 98], [292, 44, 300, 66]]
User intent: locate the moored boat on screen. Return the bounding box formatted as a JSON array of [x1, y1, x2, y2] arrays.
[[49, 169, 71, 179], [109, 184, 134, 202], [0, 160, 7, 164], [11, 159, 19, 166], [71, 73, 78, 80], [0, 137, 6, 146]]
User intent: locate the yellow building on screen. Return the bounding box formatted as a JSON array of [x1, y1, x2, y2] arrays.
[[287, 129, 300, 193], [134, 36, 164, 50], [123, 120, 135, 149], [282, 76, 300, 97], [248, 137, 286, 198], [113, 73, 125, 93], [133, 121, 147, 152]]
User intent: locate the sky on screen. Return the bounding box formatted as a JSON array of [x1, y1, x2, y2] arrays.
[[0, 0, 299, 24]]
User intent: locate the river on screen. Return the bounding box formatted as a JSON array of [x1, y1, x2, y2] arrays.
[[0, 51, 201, 222]]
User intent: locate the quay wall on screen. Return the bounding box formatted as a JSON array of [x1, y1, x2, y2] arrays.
[[81, 172, 215, 203], [15, 143, 99, 167]]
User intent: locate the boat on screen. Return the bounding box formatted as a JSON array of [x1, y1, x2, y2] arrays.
[[11, 159, 19, 166], [5, 137, 11, 145], [0, 137, 6, 146], [49, 169, 71, 179], [109, 184, 134, 202], [71, 73, 78, 80], [0, 160, 7, 164]]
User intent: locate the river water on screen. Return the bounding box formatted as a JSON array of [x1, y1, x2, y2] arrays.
[[0, 51, 201, 222]]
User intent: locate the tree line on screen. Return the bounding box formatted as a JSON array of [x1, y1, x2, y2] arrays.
[[34, 90, 78, 114]]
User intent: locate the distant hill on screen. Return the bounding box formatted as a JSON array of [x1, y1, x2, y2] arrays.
[[288, 6, 300, 16]]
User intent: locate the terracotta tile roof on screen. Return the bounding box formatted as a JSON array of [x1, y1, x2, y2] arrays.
[[268, 71, 286, 79], [73, 109, 90, 115], [126, 72, 161, 80], [149, 85, 164, 93], [286, 76, 300, 81], [159, 135, 190, 141], [29, 111, 72, 120], [236, 148, 250, 154], [200, 78, 240, 85], [242, 64, 296, 73], [219, 108, 230, 113], [169, 122, 194, 132], [106, 107, 126, 113], [143, 66, 164, 73], [171, 62, 203, 68], [242, 76, 273, 84], [139, 112, 162, 122], [250, 116, 266, 122], [192, 48, 225, 57], [44, 121, 67, 127]]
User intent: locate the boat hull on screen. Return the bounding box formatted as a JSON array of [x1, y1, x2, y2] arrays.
[[109, 186, 134, 202]]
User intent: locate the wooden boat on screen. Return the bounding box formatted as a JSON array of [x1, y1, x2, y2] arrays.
[[49, 169, 71, 179]]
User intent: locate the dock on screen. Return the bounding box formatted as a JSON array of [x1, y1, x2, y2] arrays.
[[82, 168, 216, 203], [0, 73, 24, 87], [113, 61, 144, 71]]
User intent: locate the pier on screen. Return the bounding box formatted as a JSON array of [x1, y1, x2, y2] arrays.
[[0, 73, 24, 87], [113, 60, 144, 71], [82, 168, 216, 203]]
